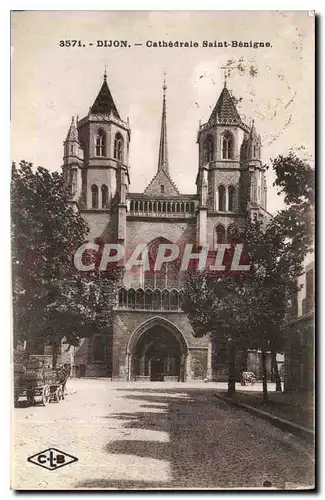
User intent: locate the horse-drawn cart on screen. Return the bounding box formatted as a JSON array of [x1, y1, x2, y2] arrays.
[[14, 352, 70, 406]]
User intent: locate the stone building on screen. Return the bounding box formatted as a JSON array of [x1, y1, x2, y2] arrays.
[[62, 72, 268, 381], [284, 261, 315, 392]]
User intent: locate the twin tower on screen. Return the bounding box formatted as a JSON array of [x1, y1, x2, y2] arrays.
[[62, 72, 268, 248]]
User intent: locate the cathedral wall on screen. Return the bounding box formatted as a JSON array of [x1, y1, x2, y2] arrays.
[[214, 125, 245, 162], [112, 311, 209, 380], [85, 167, 116, 209], [207, 214, 243, 247], [125, 219, 196, 249], [81, 211, 116, 242], [209, 168, 241, 212]]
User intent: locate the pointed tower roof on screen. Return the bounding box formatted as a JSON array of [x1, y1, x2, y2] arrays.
[[207, 81, 242, 126], [248, 119, 260, 141], [65, 116, 78, 141], [144, 74, 180, 196], [90, 71, 120, 118], [157, 74, 169, 172]]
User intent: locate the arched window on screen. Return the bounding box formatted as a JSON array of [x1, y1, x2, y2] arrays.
[[95, 130, 106, 157], [152, 289, 162, 309], [101, 184, 108, 208], [170, 289, 179, 311], [222, 132, 234, 160], [93, 335, 106, 363], [203, 135, 214, 163], [145, 289, 153, 309], [135, 289, 145, 309], [162, 289, 169, 310], [91, 184, 98, 209], [216, 224, 226, 245], [114, 133, 124, 162], [228, 186, 236, 212], [127, 288, 136, 309], [118, 288, 127, 308], [227, 224, 237, 245], [218, 185, 226, 211]]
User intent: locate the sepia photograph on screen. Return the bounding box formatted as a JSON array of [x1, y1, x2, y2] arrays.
[[11, 10, 315, 490]]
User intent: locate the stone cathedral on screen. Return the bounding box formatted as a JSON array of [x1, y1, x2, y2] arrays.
[[62, 72, 268, 381]]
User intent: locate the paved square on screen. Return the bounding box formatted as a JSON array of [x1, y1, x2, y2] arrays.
[[13, 380, 315, 490]]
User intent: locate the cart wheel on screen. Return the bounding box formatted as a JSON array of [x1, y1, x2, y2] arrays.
[[27, 390, 35, 406], [42, 385, 51, 406], [57, 387, 63, 401]]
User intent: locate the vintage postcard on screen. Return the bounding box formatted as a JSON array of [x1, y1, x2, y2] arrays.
[[11, 10, 315, 490]]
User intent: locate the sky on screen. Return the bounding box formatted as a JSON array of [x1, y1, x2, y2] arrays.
[[11, 11, 314, 215]]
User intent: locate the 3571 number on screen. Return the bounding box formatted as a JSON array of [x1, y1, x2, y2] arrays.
[[59, 40, 84, 47]]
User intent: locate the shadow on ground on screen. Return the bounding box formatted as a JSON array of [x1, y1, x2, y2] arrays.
[[75, 387, 314, 490]]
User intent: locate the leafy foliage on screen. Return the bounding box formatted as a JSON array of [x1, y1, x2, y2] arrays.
[[182, 152, 314, 391], [11, 161, 118, 351]]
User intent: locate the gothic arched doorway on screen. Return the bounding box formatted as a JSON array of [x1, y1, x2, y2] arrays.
[[127, 318, 188, 381]]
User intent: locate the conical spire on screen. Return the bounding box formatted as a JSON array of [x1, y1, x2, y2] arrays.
[[249, 119, 258, 139], [157, 73, 169, 173], [65, 116, 78, 141], [207, 84, 242, 126], [90, 72, 120, 118]]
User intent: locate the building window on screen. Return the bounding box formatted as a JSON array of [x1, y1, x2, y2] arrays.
[[228, 186, 236, 212], [216, 224, 226, 244], [93, 335, 106, 363], [95, 130, 106, 157], [203, 135, 214, 163], [160, 184, 165, 193], [218, 185, 226, 211], [101, 185, 108, 208], [114, 133, 124, 162], [91, 184, 98, 209], [222, 132, 234, 160]]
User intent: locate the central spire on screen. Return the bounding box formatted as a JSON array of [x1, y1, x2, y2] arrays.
[[157, 71, 169, 173]]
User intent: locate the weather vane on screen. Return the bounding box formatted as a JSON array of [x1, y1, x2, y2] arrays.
[[220, 65, 231, 87]]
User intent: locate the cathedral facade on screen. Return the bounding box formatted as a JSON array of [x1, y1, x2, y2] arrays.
[[62, 73, 268, 381]]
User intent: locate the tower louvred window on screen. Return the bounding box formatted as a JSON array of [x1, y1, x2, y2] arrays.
[[95, 130, 106, 157], [228, 186, 236, 211], [101, 185, 108, 208], [218, 185, 226, 211], [91, 184, 99, 208], [203, 135, 214, 163], [216, 224, 226, 244], [114, 133, 124, 161], [222, 131, 234, 159]]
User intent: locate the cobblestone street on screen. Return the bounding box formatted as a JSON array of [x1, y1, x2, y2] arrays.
[[13, 380, 314, 490]]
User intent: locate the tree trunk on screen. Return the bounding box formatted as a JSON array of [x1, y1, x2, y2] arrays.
[[228, 341, 236, 396], [52, 342, 58, 370], [261, 349, 268, 403], [271, 350, 282, 392]]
